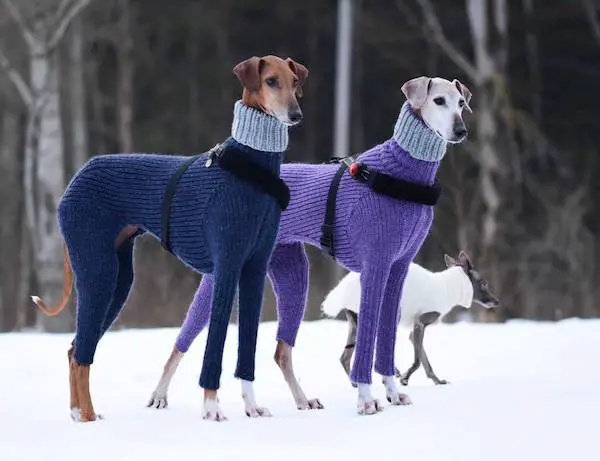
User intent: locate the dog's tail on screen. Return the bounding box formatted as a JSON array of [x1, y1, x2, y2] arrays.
[[321, 271, 361, 318], [31, 245, 74, 317]]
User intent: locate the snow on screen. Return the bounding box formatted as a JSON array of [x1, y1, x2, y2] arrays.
[[2, 319, 599, 461]]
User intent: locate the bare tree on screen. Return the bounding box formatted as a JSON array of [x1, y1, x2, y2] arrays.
[[67, 14, 88, 170], [116, 0, 134, 152], [0, 79, 23, 331], [415, 0, 512, 312], [0, 0, 93, 331]]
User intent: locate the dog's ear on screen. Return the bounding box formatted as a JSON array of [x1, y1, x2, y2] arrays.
[[444, 254, 457, 268], [233, 57, 264, 93], [453, 79, 472, 113], [286, 58, 309, 97], [457, 251, 473, 269], [401, 76, 432, 109]]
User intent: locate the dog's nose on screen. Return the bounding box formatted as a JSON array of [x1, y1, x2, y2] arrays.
[[289, 110, 303, 124], [453, 125, 467, 139]]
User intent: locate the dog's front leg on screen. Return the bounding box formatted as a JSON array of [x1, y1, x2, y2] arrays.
[[235, 238, 278, 418], [268, 243, 323, 410], [376, 259, 412, 405], [199, 266, 240, 421], [351, 262, 391, 415]]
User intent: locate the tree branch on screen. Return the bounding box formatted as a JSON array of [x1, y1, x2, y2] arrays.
[[48, 0, 92, 49], [0, 46, 33, 107], [582, 0, 600, 46], [414, 0, 479, 81], [2, 0, 37, 47]]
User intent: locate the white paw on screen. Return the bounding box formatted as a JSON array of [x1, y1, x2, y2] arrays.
[[146, 391, 168, 409], [245, 405, 272, 418], [70, 407, 81, 421], [70, 408, 103, 422], [382, 375, 413, 406], [241, 379, 272, 418], [297, 398, 324, 410], [357, 397, 383, 415], [356, 383, 383, 416], [202, 397, 227, 422]]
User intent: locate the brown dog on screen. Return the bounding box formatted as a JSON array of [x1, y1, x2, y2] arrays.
[[33, 55, 308, 422]]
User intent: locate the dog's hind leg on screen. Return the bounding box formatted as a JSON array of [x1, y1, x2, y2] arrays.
[[268, 243, 323, 410], [101, 237, 135, 335], [399, 322, 423, 385], [68, 240, 119, 422], [340, 309, 358, 387]]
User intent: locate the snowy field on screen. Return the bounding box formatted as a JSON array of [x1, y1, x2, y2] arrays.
[[1, 319, 599, 461]]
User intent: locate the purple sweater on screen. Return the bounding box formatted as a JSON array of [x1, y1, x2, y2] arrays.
[[176, 102, 446, 384]]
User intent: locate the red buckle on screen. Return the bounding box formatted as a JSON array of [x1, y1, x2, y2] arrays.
[[349, 162, 360, 176]]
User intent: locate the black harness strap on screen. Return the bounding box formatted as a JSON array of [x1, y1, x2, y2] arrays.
[[320, 155, 442, 259], [161, 153, 204, 252], [218, 147, 290, 211], [161, 142, 290, 253], [319, 158, 352, 257]]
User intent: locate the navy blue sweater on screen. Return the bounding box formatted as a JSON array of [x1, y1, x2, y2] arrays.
[[60, 101, 289, 389]]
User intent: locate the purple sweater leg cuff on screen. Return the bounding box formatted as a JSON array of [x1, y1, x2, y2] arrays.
[[175, 275, 213, 353]]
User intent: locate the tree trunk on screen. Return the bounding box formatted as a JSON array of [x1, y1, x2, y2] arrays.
[[0, 98, 22, 331], [466, 0, 508, 322], [68, 16, 89, 171], [30, 42, 70, 332], [117, 0, 134, 152]]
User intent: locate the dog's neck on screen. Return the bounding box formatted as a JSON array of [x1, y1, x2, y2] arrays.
[[393, 102, 447, 162], [231, 100, 289, 153], [434, 266, 473, 310]]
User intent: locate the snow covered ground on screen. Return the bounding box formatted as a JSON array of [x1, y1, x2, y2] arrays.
[[1, 319, 599, 461]]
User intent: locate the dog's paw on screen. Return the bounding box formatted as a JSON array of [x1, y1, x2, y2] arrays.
[[245, 405, 272, 418], [399, 376, 410, 386], [71, 408, 103, 422], [146, 391, 168, 410], [202, 398, 227, 422], [297, 398, 324, 410], [433, 378, 449, 385], [357, 398, 383, 415], [386, 391, 412, 406]]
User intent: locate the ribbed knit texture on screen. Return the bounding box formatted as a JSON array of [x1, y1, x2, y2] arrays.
[[60, 101, 287, 390], [176, 103, 445, 384]]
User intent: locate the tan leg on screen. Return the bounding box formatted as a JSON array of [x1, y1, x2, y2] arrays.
[[74, 363, 99, 422], [67, 347, 80, 413], [147, 345, 184, 409], [274, 340, 323, 410]]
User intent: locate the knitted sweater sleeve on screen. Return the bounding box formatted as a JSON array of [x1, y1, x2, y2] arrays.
[[346, 194, 399, 384]]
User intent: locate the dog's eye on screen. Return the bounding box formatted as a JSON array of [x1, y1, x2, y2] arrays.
[[433, 97, 445, 106], [265, 77, 278, 87], [459, 99, 465, 108], [292, 78, 299, 87]]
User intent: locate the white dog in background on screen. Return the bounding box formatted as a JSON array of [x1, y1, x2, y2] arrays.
[[322, 251, 499, 386]]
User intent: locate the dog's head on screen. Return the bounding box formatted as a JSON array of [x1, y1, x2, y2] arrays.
[[233, 55, 309, 127], [401, 76, 472, 144], [444, 250, 499, 308]]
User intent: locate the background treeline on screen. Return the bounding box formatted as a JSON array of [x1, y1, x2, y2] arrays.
[[1, 0, 599, 333]]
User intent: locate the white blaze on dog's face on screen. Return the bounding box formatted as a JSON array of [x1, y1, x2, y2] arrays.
[[233, 55, 309, 126], [401, 76, 472, 144]]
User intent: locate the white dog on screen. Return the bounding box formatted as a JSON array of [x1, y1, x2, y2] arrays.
[[322, 251, 499, 386]]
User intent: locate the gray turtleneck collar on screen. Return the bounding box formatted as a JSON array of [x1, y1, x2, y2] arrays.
[[231, 100, 289, 152], [393, 102, 447, 162]]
